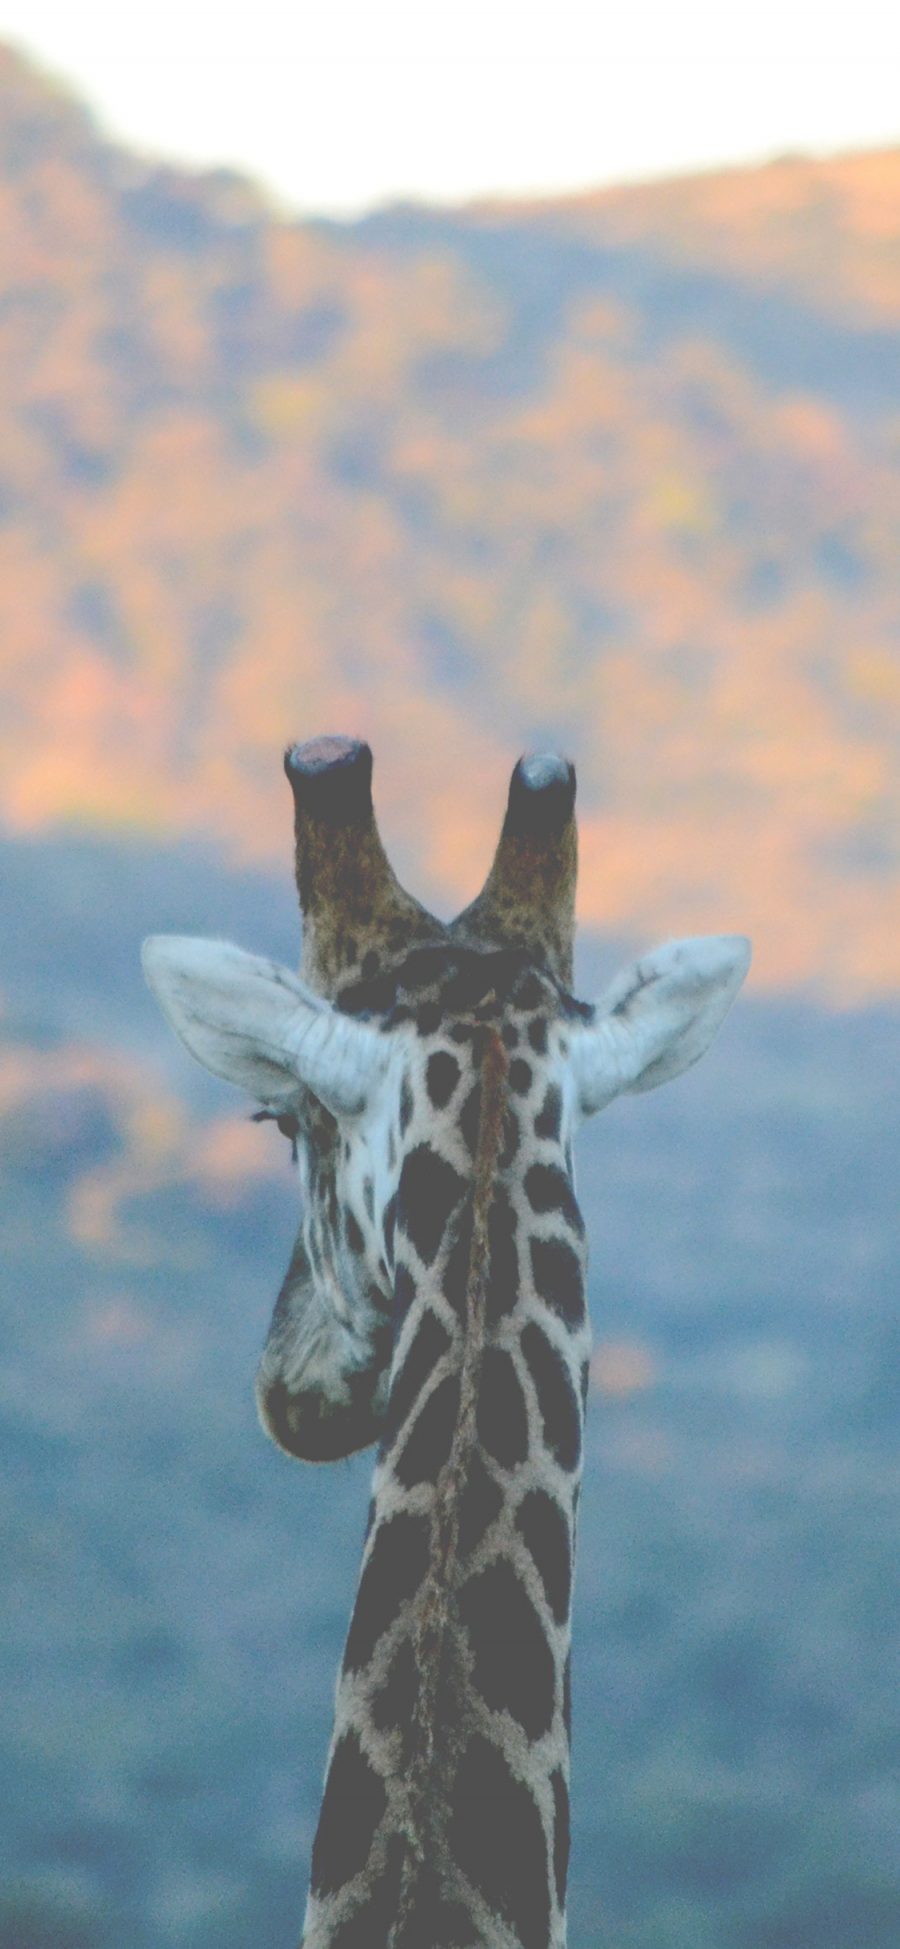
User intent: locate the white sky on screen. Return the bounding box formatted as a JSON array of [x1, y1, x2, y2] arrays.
[[1, 0, 899, 215]]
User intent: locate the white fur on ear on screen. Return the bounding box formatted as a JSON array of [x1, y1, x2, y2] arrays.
[[570, 934, 751, 1117], [141, 936, 388, 1119]]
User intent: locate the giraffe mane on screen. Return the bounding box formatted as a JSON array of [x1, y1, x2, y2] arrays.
[[394, 1024, 511, 1939]]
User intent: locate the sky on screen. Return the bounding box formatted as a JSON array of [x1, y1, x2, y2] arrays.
[[1, 0, 899, 214]]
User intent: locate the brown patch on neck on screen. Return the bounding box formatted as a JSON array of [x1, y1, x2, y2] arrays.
[[285, 736, 445, 997], [394, 1028, 510, 1933], [451, 753, 577, 986]]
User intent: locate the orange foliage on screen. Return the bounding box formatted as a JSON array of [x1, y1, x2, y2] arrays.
[[1, 46, 899, 997], [589, 1341, 658, 1400], [0, 1037, 291, 1259]]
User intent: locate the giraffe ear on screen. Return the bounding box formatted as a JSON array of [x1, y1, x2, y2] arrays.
[[570, 935, 751, 1117], [142, 937, 387, 1120]]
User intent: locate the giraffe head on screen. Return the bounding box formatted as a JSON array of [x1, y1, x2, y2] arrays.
[[143, 740, 749, 1464], [142, 740, 750, 1948]]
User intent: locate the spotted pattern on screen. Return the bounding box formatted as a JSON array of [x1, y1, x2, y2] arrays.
[[310, 1731, 387, 1896], [529, 1235, 585, 1328], [342, 1513, 431, 1673], [390, 1870, 480, 1949], [476, 1347, 530, 1468], [524, 1165, 584, 1237], [520, 1322, 582, 1472], [551, 1769, 570, 1907], [397, 1145, 466, 1265], [427, 1050, 462, 1109], [450, 1735, 551, 1949], [441, 1215, 475, 1321], [459, 1082, 483, 1158], [458, 1452, 504, 1559], [394, 1372, 461, 1488], [384, 1308, 450, 1441], [514, 1489, 572, 1625], [508, 1057, 533, 1096], [327, 1837, 404, 1949], [288, 949, 591, 1949], [370, 1637, 418, 1755], [486, 1190, 519, 1322], [392, 1262, 417, 1325], [459, 1558, 555, 1739]]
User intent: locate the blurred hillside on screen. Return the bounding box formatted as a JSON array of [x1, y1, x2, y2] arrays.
[[1, 829, 898, 1949], [1, 45, 899, 997]]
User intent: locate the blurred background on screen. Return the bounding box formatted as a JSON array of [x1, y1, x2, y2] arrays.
[[0, 8, 898, 1946]]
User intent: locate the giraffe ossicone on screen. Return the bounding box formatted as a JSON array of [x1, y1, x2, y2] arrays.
[[142, 739, 750, 1949]]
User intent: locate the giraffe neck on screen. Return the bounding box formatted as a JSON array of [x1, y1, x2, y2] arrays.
[[395, 1028, 509, 1937], [303, 1020, 590, 1949]]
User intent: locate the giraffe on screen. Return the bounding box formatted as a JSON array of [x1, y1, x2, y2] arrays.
[[142, 737, 750, 1949]]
